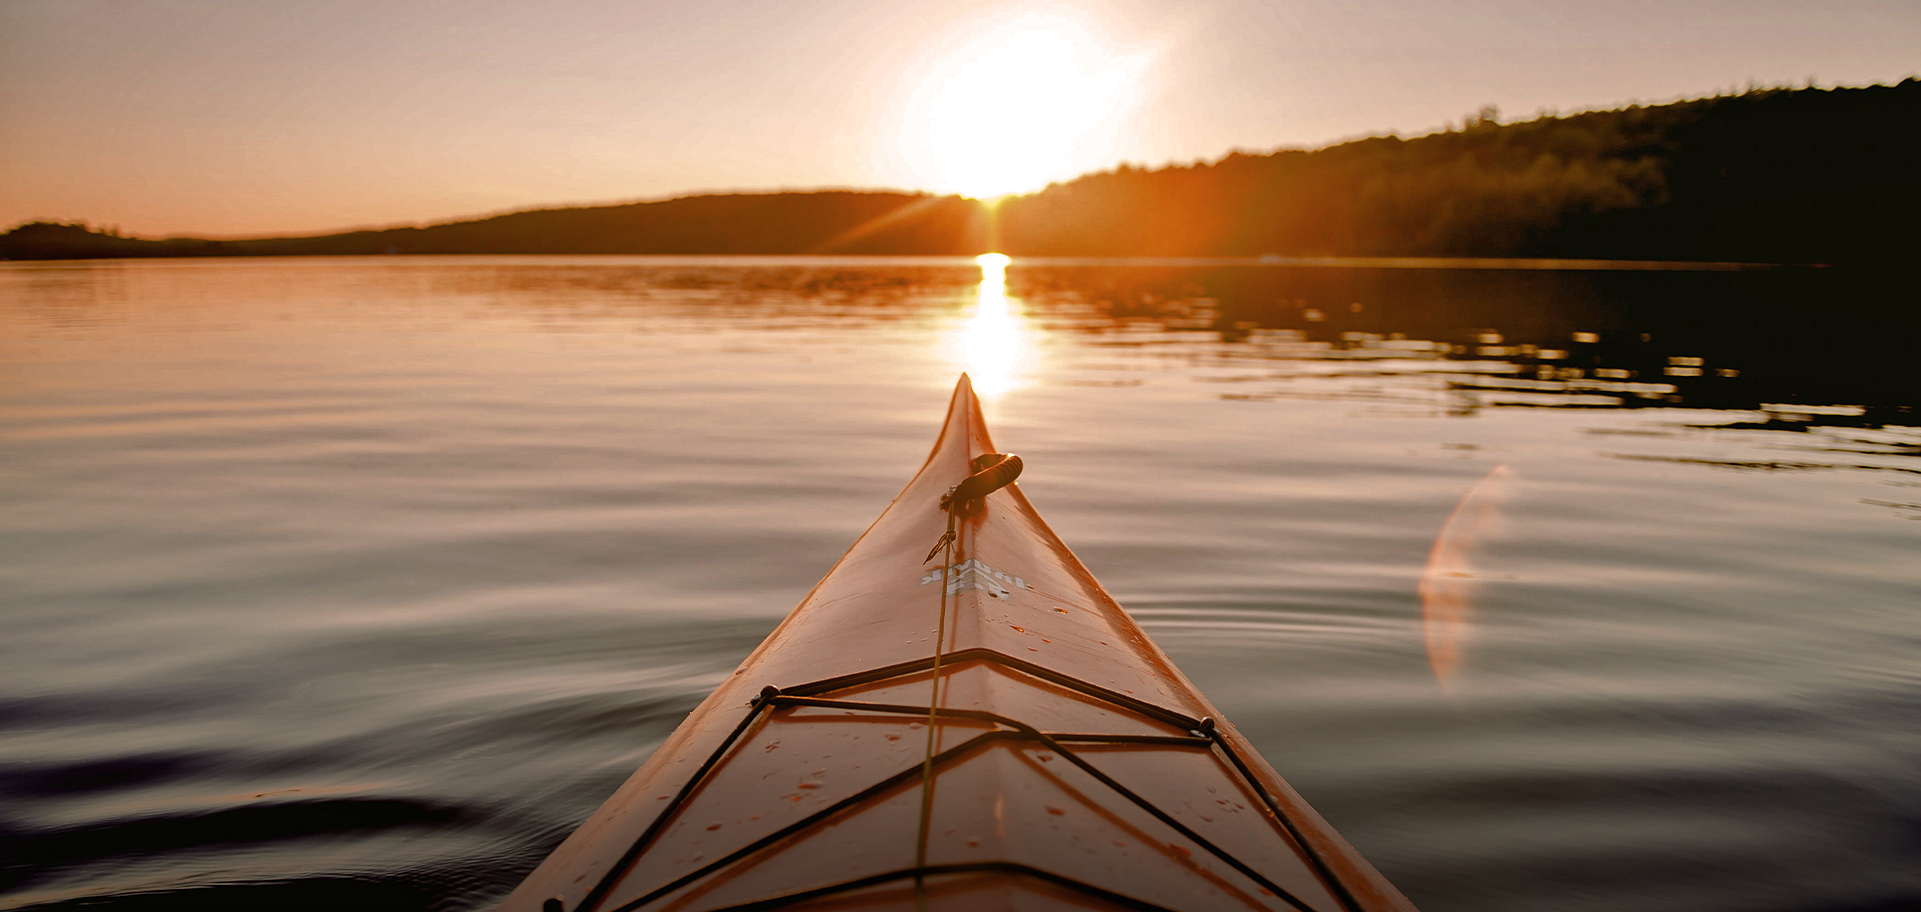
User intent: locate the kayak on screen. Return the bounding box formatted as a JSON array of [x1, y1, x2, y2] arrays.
[[500, 375, 1417, 912]]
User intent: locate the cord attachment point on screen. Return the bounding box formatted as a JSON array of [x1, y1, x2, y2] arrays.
[[923, 530, 957, 564]]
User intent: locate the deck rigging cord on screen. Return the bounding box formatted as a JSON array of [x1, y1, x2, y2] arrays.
[[914, 504, 955, 909], [915, 452, 1020, 909], [561, 449, 1366, 912]]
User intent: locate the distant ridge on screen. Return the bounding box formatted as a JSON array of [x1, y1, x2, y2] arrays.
[[6, 80, 1915, 264], [0, 191, 990, 259]]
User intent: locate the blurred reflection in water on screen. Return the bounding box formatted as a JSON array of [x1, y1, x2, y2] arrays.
[[951, 252, 1034, 397]]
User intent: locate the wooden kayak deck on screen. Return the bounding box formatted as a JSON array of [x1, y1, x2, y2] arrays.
[[499, 375, 1417, 912]]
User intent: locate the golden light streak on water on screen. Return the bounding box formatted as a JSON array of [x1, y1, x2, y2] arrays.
[[1420, 464, 1515, 692], [952, 253, 1032, 397]]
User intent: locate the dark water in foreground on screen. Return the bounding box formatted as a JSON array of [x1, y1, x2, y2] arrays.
[[2, 256, 1917, 911]]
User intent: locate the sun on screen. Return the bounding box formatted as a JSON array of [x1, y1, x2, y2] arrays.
[[893, 15, 1150, 199]]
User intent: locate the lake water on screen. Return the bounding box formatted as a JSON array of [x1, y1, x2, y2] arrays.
[[2, 256, 1916, 912]]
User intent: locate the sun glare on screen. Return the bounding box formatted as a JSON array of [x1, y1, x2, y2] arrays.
[[1420, 464, 1515, 694], [896, 16, 1151, 199]]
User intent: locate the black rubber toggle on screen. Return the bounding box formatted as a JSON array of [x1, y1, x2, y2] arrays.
[[941, 453, 1023, 513]]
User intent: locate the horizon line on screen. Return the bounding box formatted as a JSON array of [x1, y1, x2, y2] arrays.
[[12, 76, 1914, 243]]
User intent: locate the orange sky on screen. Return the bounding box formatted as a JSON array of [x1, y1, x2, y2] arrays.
[[2, 0, 1915, 237]]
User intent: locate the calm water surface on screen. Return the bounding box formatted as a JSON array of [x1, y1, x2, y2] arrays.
[[2, 256, 1917, 911]]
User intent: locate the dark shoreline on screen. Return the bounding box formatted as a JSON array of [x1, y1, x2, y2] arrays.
[[7, 81, 1916, 266]]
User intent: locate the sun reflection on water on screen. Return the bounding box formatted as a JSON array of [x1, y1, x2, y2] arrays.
[[952, 253, 1033, 397]]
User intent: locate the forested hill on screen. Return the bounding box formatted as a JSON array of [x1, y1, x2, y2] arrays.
[[6, 80, 1915, 263], [1004, 79, 1917, 263]]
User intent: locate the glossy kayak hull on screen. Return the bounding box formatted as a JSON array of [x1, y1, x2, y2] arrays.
[[500, 376, 1416, 912]]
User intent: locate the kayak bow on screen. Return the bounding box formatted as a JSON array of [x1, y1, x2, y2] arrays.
[[501, 375, 1417, 912]]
